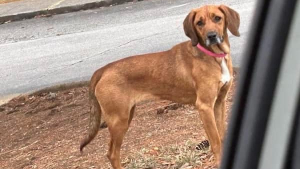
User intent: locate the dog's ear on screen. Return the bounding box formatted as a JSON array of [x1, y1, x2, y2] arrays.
[[183, 10, 198, 46], [219, 5, 240, 37]]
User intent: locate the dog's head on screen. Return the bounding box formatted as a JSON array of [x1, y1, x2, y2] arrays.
[[183, 5, 240, 54]]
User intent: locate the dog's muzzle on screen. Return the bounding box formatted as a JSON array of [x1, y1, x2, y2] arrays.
[[205, 32, 223, 46]]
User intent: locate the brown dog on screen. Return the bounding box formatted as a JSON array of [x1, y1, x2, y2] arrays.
[[80, 4, 240, 169]]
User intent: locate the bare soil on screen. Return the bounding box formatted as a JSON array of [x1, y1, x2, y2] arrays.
[[0, 73, 237, 169]]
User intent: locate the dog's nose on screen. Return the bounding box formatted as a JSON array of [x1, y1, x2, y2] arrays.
[[207, 32, 217, 40]]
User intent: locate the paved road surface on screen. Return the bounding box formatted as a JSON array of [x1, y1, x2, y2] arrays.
[[0, 0, 257, 97]]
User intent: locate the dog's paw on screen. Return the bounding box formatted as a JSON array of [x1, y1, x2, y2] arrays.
[[196, 140, 210, 151]]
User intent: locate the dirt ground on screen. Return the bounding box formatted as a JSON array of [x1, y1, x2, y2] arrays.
[[0, 73, 237, 169]]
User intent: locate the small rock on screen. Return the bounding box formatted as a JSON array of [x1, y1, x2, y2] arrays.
[[4, 20, 11, 24], [65, 94, 73, 101], [153, 147, 159, 151], [48, 92, 57, 100], [7, 108, 18, 114], [180, 163, 192, 169], [13, 95, 26, 102], [156, 103, 183, 114], [48, 108, 59, 116], [156, 108, 165, 114], [25, 110, 34, 115]]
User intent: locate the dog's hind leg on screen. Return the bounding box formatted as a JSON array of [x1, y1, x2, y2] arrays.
[[107, 119, 129, 169], [104, 104, 136, 169], [106, 113, 132, 169]]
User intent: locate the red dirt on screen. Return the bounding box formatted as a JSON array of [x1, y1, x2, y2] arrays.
[[0, 73, 237, 169]]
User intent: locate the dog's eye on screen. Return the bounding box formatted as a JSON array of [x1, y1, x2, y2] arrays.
[[214, 16, 221, 22], [197, 20, 204, 26]]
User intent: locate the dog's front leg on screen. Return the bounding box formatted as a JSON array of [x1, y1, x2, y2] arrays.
[[214, 83, 230, 145], [214, 98, 226, 146], [196, 98, 221, 166]]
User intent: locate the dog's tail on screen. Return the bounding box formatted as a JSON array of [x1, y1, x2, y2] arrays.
[[80, 68, 104, 152]]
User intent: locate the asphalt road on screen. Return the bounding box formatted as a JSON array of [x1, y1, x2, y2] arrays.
[[0, 0, 257, 97]]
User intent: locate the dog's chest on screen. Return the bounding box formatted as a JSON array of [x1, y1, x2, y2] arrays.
[[220, 58, 231, 84]]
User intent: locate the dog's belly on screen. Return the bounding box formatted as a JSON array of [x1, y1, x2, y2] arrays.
[[133, 84, 197, 104], [160, 87, 197, 104]]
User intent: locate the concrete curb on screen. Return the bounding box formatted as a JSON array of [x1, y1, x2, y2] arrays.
[[0, 0, 139, 24], [29, 81, 89, 96], [0, 81, 89, 106]]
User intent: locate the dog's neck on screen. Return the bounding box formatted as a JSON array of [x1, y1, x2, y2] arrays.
[[195, 36, 232, 84]]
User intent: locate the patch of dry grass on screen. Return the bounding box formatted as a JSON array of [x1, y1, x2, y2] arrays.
[[122, 140, 210, 169]]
